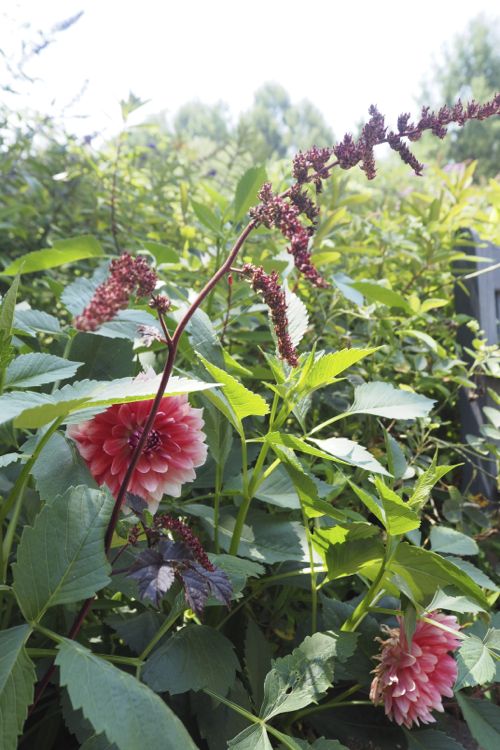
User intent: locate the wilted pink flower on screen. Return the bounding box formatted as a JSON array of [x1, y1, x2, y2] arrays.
[[68, 396, 207, 512], [370, 612, 461, 729]]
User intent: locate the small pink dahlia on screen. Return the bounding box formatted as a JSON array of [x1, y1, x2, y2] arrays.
[[370, 612, 461, 729], [68, 395, 207, 512]]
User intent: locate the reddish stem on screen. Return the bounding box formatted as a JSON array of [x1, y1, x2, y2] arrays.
[[31, 219, 257, 709]]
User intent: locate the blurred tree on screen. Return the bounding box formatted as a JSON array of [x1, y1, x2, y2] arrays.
[[237, 83, 334, 160], [419, 15, 500, 178]]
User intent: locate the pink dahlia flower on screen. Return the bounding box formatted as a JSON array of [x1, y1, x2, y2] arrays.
[[370, 612, 461, 729], [68, 395, 207, 512]]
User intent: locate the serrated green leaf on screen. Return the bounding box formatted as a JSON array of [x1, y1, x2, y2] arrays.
[[349, 382, 435, 420], [32, 432, 97, 501], [56, 639, 198, 750], [12, 486, 113, 621], [455, 692, 500, 750], [13, 308, 62, 336], [373, 478, 420, 534], [2, 236, 104, 275], [309, 436, 391, 476], [0, 276, 19, 333], [260, 631, 355, 720], [409, 458, 457, 511], [5, 353, 83, 388], [143, 624, 239, 696], [199, 355, 269, 423], [456, 635, 496, 688], [0, 625, 36, 750], [325, 538, 384, 580], [234, 166, 267, 222], [389, 544, 489, 608], [430, 527, 479, 556], [443, 556, 499, 592], [302, 348, 377, 391], [426, 588, 486, 614]]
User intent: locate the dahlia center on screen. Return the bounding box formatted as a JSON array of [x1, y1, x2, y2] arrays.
[[128, 427, 161, 454]]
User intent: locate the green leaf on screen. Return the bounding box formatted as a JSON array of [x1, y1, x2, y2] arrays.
[[254, 465, 300, 509], [285, 285, 309, 348], [142, 240, 178, 264], [325, 538, 384, 580], [443, 556, 499, 592], [404, 728, 466, 750], [192, 200, 222, 234], [4, 353, 83, 389], [349, 382, 435, 420], [0, 625, 36, 750], [309, 436, 391, 476], [456, 634, 496, 688], [389, 544, 489, 608], [455, 692, 500, 750], [234, 166, 267, 222], [409, 457, 456, 511], [350, 281, 412, 312], [0, 276, 19, 333], [199, 356, 269, 424], [302, 348, 377, 391], [426, 588, 486, 614], [244, 619, 274, 709], [0, 452, 22, 468], [12, 486, 113, 621], [56, 639, 198, 750], [259, 631, 355, 719], [143, 624, 239, 696], [32, 432, 97, 502], [201, 398, 233, 467], [0, 374, 218, 429], [228, 724, 272, 750], [350, 479, 420, 535], [430, 527, 479, 556], [384, 432, 409, 480], [2, 236, 104, 275], [13, 308, 62, 336]]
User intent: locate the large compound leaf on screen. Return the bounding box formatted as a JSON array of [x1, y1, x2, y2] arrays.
[[0, 374, 218, 429], [455, 692, 500, 750], [56, 639, 198, 750], [0, 625, 36, 750], [4, 353, 83, 389], [143, 624, 239, 696], [259, 631, 355, 720], [2, 235, 104, 275], [13, 486, 112, 621], [349, 382, 435, 420], [199, 356, 269, 423]]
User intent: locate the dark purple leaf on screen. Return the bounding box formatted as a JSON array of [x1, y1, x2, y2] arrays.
[[125, 493, 148, 515], [127, 548, 176, 607], [203, 564, 233, 607], [157, 539, 195, 562], [178, 565, 210, 616]]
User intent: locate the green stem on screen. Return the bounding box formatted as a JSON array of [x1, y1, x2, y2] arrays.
[[137, 604, 185, 671], [286, 682, 364, 727], [213, 462, 223, 554], [341, 536, 399, 633], [306, 411, 348, 438], [1, 416, 64, 582]]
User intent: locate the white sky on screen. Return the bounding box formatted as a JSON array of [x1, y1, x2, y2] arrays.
[[2, 0, 499, 139]]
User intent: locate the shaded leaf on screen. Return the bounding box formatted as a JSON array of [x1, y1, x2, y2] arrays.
[[5, 353, 83, 388], [0, 625, 35, 750], [12, 486, 112, 621], [455, 692, 500, 750], [143, 624, 239, 696], [56, 639, 198, 750], [430, 527, 479, 557]]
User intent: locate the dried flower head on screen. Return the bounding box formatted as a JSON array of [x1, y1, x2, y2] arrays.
[[67, 395, 207, 512], [74, 253, 158, 332], [370, 612, 461, 729], [242, 263, 299, 367]]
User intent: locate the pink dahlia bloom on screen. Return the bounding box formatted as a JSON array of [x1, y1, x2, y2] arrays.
[[68, 395, 207, 512], [370, 612, 461, 729]]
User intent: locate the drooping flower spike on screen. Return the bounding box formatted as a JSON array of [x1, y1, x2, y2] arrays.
[[68, 395, 207, 513], [370, 612, 461, 729]]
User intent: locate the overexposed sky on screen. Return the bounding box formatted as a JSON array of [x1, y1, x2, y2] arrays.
[[2, 0, 499, 139]]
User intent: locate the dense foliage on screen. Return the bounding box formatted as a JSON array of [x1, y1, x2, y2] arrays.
[[1, 93, 500, 750]]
